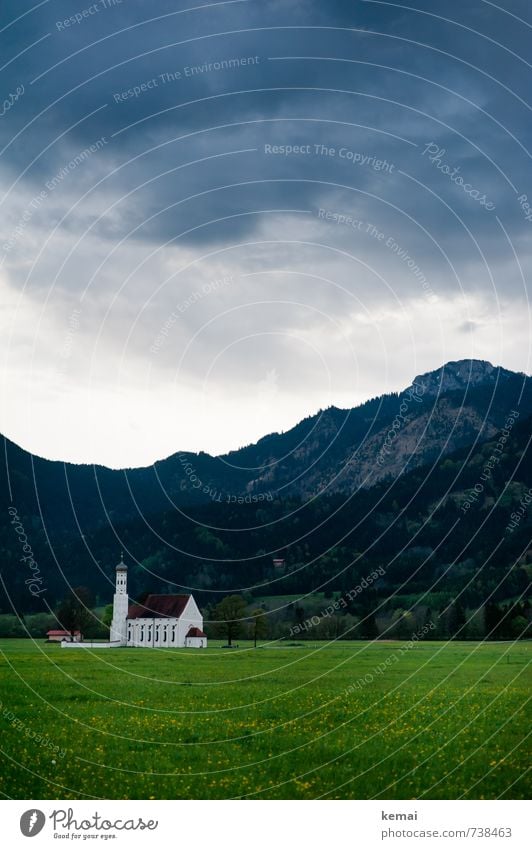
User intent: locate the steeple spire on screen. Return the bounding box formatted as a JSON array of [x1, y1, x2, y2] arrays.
[[116, 553, 127, 571]]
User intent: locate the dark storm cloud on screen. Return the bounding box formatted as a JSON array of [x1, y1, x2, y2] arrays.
[[1, 0, 531, 283]]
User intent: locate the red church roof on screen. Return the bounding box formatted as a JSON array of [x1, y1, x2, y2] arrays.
[[128, 594, 191, 620], [186, 626, 206, 638], [47, 630, 81, 636]]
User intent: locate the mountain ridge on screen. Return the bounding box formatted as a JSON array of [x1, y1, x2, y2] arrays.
[[1, 359, 530, 535]]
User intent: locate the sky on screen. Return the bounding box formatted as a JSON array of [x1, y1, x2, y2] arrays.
[[0, 0, 531, 468]]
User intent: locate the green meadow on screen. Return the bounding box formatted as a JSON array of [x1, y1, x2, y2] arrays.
[[0, 639, 529, 800]]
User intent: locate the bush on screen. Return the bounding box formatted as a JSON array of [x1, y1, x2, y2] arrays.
[[0, 615, 26, 638]]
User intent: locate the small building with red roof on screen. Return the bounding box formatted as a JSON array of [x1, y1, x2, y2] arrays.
[[47, 630, 82, 642]]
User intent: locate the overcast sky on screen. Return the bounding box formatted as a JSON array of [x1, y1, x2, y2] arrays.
[[1, 0, 531, 467]]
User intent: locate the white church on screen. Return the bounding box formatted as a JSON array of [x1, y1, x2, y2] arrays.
[[110, 558, 207, 648]]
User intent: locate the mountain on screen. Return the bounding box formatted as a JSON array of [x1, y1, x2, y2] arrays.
[[1, 359, 531, 614], [1, 360, 531, 531]]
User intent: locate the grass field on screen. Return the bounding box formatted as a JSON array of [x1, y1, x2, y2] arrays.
[[0, 639, 529, 800]]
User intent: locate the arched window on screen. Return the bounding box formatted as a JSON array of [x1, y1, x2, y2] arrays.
[[155, 627, 159, 643], [163, 628, 167, 642], [140, 627, 144, 643]]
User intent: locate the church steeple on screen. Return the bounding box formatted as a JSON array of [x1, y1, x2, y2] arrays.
[[115, 555, 127, 594], [110, 554, 128, 645]]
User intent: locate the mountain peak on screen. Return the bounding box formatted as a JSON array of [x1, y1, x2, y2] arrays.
[[412, 359, 511, 397]]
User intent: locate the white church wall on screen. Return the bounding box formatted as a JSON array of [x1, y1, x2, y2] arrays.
[[177, 597, 204, 646], [127, 617, 184, 647]]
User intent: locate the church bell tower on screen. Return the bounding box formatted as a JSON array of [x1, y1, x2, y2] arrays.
[[110, 555, 128, 645]]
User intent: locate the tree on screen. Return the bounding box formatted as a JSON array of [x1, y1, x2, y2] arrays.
[[102, 604, 114, 627], [0, 615, 25, 638], [358, 610, 379, 639], [249, 608, 269, 647], [509, 615, 529, 639], [26, 613, 57, 637], [465, 607, 485, 639], [422, 607, 435, 638], [391, 609, 415, 639], [214, 595, 247, 646], [447, 600, 467, 639], [484, 601, 502, 639], [293, 605, 306, 628], [56, 586, 94, 640]]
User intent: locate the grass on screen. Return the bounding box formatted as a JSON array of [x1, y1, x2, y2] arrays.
[[0, 638, 530, 800]]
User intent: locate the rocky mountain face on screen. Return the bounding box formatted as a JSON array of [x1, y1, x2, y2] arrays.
[[412, 359, 502, 397], [196, 360, 531, 501]]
